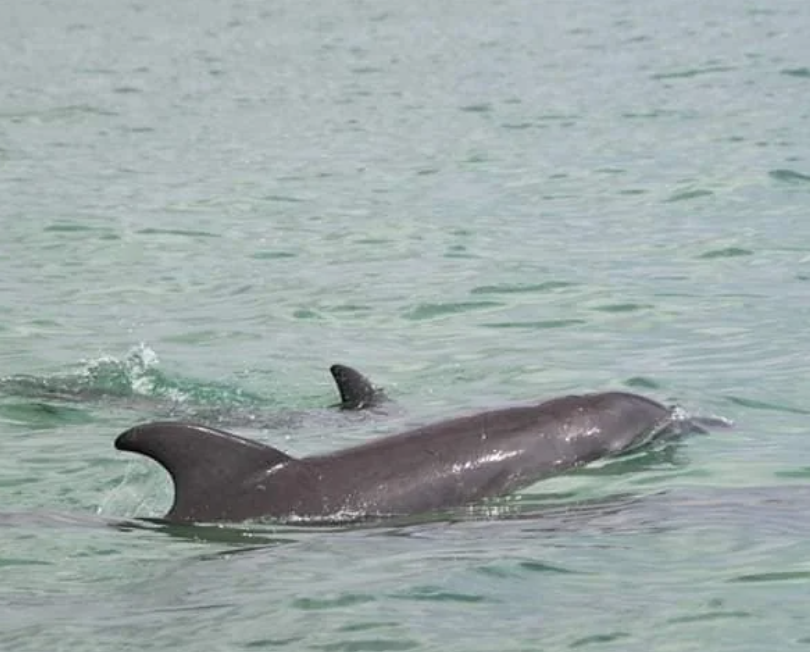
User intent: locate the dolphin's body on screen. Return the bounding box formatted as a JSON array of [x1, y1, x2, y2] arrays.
[[115, 391, 728, 524]]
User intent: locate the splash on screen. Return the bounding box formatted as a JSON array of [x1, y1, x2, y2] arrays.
[[0, 344, 166, 401], [0, 344, 266, 410], [78, 344, 163, 397]]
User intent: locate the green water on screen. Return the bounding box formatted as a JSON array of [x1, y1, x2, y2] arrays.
[[2, 0, 810, 648]]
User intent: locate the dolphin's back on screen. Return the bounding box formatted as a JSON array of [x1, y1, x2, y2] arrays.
[[115, 422, 319, 522]]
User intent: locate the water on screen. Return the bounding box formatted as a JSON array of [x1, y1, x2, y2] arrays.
[[2, 0, 809, 648]]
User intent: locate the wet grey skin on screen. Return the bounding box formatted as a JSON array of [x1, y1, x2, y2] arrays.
[[115, 391, 729, 524]]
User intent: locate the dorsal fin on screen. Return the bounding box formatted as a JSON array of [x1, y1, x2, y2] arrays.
[[329, 364, 385, 410], [115, 422, 293, 522]]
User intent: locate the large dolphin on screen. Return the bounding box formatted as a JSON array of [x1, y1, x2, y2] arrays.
[[115, 391, 729, 524]]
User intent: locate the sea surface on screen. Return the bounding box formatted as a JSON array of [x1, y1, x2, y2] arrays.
[[2, 0, 810, 649]]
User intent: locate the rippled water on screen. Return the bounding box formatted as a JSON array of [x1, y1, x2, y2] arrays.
[[2, 0, 810, 649]]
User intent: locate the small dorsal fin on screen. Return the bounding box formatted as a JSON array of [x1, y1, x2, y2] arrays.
[[329, 364, 385, 410], [115, 422, 293, 522]]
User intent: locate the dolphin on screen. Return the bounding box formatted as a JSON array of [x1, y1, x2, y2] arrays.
[[174, 363, 388, 429], [1, 363, 386, 419], [114, 391, 730, 524]]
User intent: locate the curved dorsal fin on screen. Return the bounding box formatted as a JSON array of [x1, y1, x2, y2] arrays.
[[115, 422, 292, 522], [329, 364, 385, 410]]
